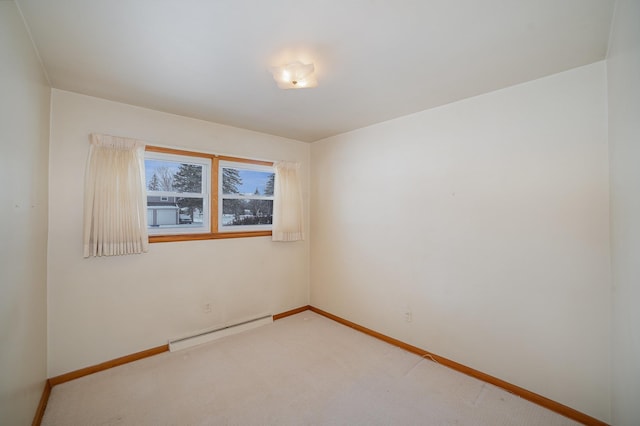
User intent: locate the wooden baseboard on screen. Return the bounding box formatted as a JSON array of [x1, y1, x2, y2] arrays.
[[31, 379, 51, 426], [46, 306, 308, 389], [308, 306, 608, 426], [273, 305, 312, 320], [38, 305, 604, 426], [48, 344, 169, 387]]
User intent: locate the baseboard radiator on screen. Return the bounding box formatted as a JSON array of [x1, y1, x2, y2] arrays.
[[169, 314, 273, 352]]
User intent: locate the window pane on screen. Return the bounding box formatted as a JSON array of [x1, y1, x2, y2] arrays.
[[145, 159, 203, 193], [147, 197, 204, 228], [222, 167, 274, 196], [222, 199, 273, 226]]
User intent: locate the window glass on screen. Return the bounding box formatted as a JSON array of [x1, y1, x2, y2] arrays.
[[219, 161, 274, 231], [145, 152, 210, 235]]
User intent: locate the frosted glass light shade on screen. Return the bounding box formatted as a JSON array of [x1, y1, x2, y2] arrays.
[[271, 61, 318, 89]]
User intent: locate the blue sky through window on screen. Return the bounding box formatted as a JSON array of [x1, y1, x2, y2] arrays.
[[144, 159, 180, 187], [237, 170, 273, 195], [145, 159, 273, 195]]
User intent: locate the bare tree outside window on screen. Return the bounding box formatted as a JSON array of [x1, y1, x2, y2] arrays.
[[156, 166, 174, 191]]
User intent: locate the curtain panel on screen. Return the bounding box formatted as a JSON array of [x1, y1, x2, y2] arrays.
[[83, 134, 149, 257], [272, 161, 304, 242]]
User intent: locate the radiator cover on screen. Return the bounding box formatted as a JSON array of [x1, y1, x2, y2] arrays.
[[169, 314, 273, 352]]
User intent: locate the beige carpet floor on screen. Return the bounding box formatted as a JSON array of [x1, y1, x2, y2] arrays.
[[42, 312, 579, 425]]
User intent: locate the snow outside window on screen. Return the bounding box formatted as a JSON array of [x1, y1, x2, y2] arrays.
[[145, 151, 211, 235], [219, 160, 275, 232]]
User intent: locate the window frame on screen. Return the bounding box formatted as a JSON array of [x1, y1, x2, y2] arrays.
[[218, 160, 275, 233], [145, 146, 274, 243], [145, 150, 211, 236]]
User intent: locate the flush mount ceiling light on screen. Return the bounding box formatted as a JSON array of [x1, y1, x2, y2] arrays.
[[271, 61, 318, 89]]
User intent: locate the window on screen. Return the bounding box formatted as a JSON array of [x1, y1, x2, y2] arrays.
[[145, 151, 210, 235], [144, 146, 274, 242], [219, 161, 275, 232]]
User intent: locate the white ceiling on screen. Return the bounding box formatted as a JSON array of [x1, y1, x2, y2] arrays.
[[16, 0, 614, 142]]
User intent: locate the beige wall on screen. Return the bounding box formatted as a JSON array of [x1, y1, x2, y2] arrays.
[[0, 1, 51, 424], [3, 4, 629, 422], [608, 0, 640, 424], [310, 62, 611, 422], [47, 90, 310, 376]]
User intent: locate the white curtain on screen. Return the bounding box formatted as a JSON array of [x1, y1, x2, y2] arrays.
[[83, 134, 149, 257], [272, 161, 304, 242]]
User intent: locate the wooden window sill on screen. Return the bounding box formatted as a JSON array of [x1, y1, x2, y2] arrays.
[[149, 231, 272, 243]]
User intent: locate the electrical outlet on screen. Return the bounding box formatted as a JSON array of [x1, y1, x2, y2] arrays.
[[404, 311, 413, 322], [404, 305, 412, 323], [203, 302, 212, 313]]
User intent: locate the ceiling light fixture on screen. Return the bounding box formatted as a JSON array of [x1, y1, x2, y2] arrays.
[[271, 61, 318, 89]]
